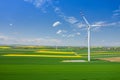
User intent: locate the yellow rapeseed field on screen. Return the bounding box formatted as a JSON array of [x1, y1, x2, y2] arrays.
[[36, 51, 75, 54], [2, 54, 81, 58], [0, 46, 11, 49]]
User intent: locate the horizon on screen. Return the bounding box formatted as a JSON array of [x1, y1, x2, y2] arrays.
[[0, 44, 120, 48]]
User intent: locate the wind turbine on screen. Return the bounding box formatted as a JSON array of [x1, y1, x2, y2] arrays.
[[80, 12, 91, 62]]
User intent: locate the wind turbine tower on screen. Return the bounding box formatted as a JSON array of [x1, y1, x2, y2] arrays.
[[80, 12, 91, 62]]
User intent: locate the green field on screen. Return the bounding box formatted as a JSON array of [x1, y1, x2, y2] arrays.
[[0, 46, 120, 80]]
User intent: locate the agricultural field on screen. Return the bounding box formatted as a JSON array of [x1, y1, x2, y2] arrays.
[[0, 45, 120, 80]]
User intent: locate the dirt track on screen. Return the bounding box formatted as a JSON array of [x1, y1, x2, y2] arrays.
[[99, 57, 120, 62]]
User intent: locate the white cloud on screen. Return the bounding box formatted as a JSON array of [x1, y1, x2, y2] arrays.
[[24, 0, 120, 36], [92, 21, 120, 27], [54, 7, 80, 25], [24, 0, 52, 8], [67, 34, 74, 38], [108, 21, 120, 26], [54, 6, 120, 31], [66, 32, 80, 38], [56, 30, 62, 34], [56, 30, 81, 38], [76, 32, 80, 36], [34, 0, 46, 8], [54, 7, 60, 12], [65, 17, 78, 24], [16, 38, 60, 44], [54, 7, 88, 29], [56, 30, 80, 38], [25, 1, 83, 29], [91, 21, 106, 27], [0, 35, 61, 45], [91, 21, 120, 31], [56, 29, 67, 34], [113, 6, 120, 17], [54, 7, 65, 17], [24, 0, 52, 12], [91, 21, 106, 31], [53, 7, 84, 37], [52, 21, 61, 27], [61, 34, 66, 37], [0, 36, 9, 41], [76, 22, 86, 28]]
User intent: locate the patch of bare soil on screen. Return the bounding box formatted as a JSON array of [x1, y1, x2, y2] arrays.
[[98, 57, 120, 62]]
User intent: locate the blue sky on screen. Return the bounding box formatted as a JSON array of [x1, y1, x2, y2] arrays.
[[0, 0, 120, 46]]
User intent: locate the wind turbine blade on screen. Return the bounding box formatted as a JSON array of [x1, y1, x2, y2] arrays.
[[80, 12, 90, 28], [82, 16, 90, 28]]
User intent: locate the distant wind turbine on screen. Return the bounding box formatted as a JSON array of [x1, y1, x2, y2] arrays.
[[80, 12, 91, 62]]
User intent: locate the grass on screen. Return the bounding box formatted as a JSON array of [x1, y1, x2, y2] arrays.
[[0, 59, 120, 80], [0, 64, 120, 80], [0, 46, 120, 80]]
